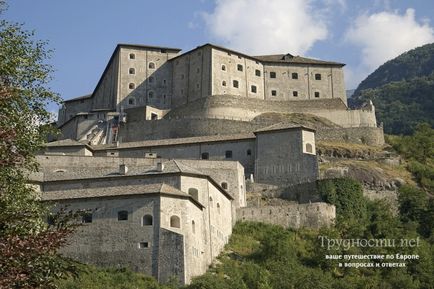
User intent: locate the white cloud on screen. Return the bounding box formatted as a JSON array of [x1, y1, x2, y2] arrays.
[[202, 0, 332, 55], [346, 8, 434, 71]]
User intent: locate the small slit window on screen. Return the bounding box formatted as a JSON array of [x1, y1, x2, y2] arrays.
[[143, 215, 153, 226], [270, 72, 276, 78], [129, 83, 135, 89], [315, 91, 320, 98], [221, 64, 226, 71], [217, 203, 221, 214], [315, 73, 321, 80], [255, 69, 261, 76], [233, 80, 239, 88], [225, 150, 232, 159], [188, 188, 199, 201], [148, 91, 154, 98], [118, 211, 128, 221], [129, 53, 135, 59], [192, 220, 196, 234], [221, 182, 228, 190], [138, 242, 149, 248], [149, 62, 156, 69], [222, 81, 227, 87], [201, 152, 209, 159], [237, 64, 243, 71], [196, 68, 200, 73], [251, 85, 257, 93], [293, 91, 298, 97], [292, 73, 298, 79], [306, 143, 313, 153], [170, 215, 180, 228], [271, 90, 277, 96], [149, 76, 154, 83], [129, 68, 135, 74], [247, 149, 252, 156]]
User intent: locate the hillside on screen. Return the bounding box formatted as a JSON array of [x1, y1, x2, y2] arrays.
[[351, 43, 434, 135]]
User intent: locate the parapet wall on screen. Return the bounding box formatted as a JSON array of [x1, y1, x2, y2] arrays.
[[236, 203, 335, 229], [119, 117, 384, 146]]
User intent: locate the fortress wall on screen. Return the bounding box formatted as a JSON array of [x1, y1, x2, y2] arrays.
[[92, 52, 118, 111], [36, 154, 157, 168], [236, 203, 335, 229], [312, 109, 377, 128], [316, 127, 385, 146]]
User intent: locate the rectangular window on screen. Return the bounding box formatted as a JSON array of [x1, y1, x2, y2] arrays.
[[233, 80, 239, 88], [270, 72, 276, 78], [237, 64, 243, 71], [293, 91, 298, 97], [271, 90, 277, 96], [255, 69, 261, 76], [315, 91, 320, 98], [138, 242, 149, 249], [292, 73, 298, 79], [225, 150, 232, 159], [201, 152, 209, 159], [315, 73, 321, 80], [251, 85, 257, 93]]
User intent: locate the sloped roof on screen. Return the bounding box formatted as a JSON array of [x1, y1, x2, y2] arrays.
[[254, 53, 345, 66], [92, 133, 256, 150], [63, 94, 92, 103], [254, 122, 315, 134], [45, 139, 88, 147]]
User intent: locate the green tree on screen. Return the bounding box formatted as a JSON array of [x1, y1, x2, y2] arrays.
[[0, 2, 79, 288]]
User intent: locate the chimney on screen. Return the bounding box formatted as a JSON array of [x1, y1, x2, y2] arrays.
[[156, 162, 164, 172], [119, 164, 128, 175]]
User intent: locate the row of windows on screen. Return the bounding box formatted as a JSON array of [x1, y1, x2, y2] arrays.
[[268, 72, 322, 80], [221, 64, 261, 76], [269, 90, 321, 98], [128, 54, 157, 69], [128, 78, 168, 89], [201, 149, 252, 160]]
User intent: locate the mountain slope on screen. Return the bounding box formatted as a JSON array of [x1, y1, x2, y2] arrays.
[[351, 43, 434, 135]]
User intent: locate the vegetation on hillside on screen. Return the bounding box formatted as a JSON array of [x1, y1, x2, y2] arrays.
[[0, 2, 81, 288], [351, 43, 434, 135], [56, 178, 434, 289]]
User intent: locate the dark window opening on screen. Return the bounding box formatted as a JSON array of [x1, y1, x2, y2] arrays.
[[292, 72, 298, 79], [315, 73, 321, 80], [221, 65, 226, 71], [118, 211, 128, 221], [271, 90, 277, 96], [151, 113, 158, 120], [221, 182, 228, 190], [222, 81, 227, 87], [128, 98, 134, 105], [143, 215, 153, 226], [270, 72, 276, 78], [170, 215, 180, 228], [149, 62, 155, 69], [247, 149, 252, 156], [255, 69, 261, 76], [225, 150, 232, 158], [251, 85, 257, 93], [233, 80, 239, 88], [129, 83, 135, 89], [315, 91, 320, 98], [82, 213, 92, 223], [192, 220, 196, 234], [139, 242, 149, 248], [237, 64, 243, 71], [129, 68, 135, 74], [201, 152, 209, 159], [293, 91, 298, 97], [129, 53, 135, 59]]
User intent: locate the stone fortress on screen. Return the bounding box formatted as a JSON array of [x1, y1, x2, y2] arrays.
[[34, 43, 384, 284]]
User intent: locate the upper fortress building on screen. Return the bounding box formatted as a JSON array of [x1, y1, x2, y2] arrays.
[[56, 43, 383, 147]]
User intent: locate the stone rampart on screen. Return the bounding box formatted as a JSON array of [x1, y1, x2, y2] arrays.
[[236, 203, 335, 229]]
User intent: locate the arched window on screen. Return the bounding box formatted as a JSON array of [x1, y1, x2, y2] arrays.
[[118, 210, 128, 221], [217, 203, 221, 214], [148, 91, 154, 99], [143, 214, 153, 226], [222, 81, 226, 87], [170, 215, 180, 228], [129, 53, 135, 59], [221, 182, 228, 190], [221, 64, 226, 71], [192, 220, 196, 234], [306, 143, 313, 153], [148, 62, 155, 69], [129, 83, 135, 89], [188, 188, 199, 201], [129, 68, 135, 74], [247, 149, 252, 156], [128, 98, 135, 105], [209, 196, 213, 207]]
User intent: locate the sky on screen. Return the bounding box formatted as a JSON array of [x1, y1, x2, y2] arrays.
[[3, 0, 434, 114]]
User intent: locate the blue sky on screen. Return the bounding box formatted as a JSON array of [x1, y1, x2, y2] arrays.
[[3, 0, 434, 114]]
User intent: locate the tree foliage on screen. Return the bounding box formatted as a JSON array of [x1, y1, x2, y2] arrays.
[[0, 3, 80, 288], [351, 43, 434, 135]]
